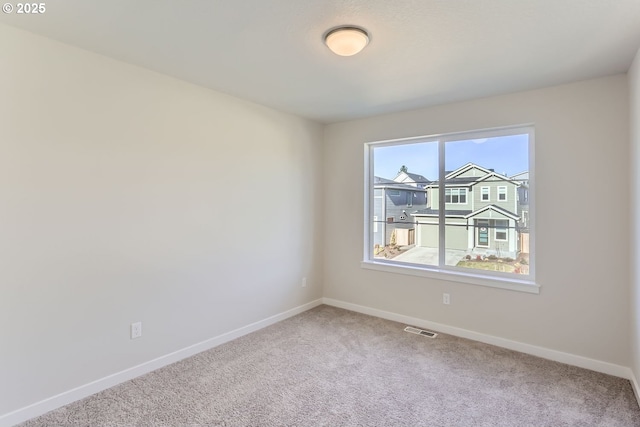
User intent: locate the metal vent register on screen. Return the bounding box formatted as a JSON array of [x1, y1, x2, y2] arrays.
[[404, 326, 438, 338]]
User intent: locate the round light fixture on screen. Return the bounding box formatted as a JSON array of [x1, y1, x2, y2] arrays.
[[324, 26, 369, 57]]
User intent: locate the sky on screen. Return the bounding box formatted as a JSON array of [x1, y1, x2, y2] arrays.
[[373, 134, 529, 181]]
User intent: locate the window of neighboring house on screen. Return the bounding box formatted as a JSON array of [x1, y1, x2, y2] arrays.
[[481, 187, 490, 201], [388, 189, 400, 196], [364, 125, 536, 293], [498, 186, 507, 201], [445, 188, 467, 204], [494, 220, 508, 241]]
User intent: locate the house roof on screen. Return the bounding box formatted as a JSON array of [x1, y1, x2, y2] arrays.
[[412, 204, 520, 220], [412, 208, 472, 217], [470, 204, 520, 220], [425, 163, 524, 188], [403, 172, 430, 184], [424, 177, 478, 187], [510, 171, 529, 180], [445, 163, 495, 179], [374, 176, 427, 192]]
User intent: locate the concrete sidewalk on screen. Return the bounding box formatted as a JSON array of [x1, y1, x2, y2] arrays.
[[393, 246, 468, 266]]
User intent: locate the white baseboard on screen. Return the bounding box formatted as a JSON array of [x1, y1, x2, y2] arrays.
[[0, 299, 323, 427], [322, 297, 633, 380], [631, 371, 640, 408]]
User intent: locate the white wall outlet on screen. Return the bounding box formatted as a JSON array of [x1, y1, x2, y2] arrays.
[[131, 321, 142, 339], [302, 277, 307, 287], [443, 293, 451, 305]]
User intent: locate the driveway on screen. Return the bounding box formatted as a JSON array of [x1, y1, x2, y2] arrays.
[[393, 246, 468, 266]]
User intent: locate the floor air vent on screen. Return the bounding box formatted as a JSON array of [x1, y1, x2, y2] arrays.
[[404, 326, 438, 338]]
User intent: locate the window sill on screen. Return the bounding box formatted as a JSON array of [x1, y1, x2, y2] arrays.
[[361, 260, 539, 294]]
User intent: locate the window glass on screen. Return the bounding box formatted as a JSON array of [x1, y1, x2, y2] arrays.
[[367, 127, 532, 283], [498, 186, 507, 201], [495, 219, 508, 241], [481, 187, 490, 201], [371, 141, 437, 265]]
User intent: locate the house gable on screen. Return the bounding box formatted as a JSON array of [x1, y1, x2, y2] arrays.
[[473, 171, 520, 187], [445, 163, 494, 179], [465, 204, 520, 221], [394, 171, 429, 188]]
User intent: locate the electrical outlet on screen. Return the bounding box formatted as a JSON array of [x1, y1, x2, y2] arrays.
[[443, 293, 451, 305], [302, 277, 307, 287], [131, 321, 142, 339]]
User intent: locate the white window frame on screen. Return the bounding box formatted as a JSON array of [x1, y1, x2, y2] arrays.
[[497, 186, 507, 201], [362, 125, 537, 294], [481, 186, 490, 201], [494, 219, 508, 241], [445, 188, 467, 204]]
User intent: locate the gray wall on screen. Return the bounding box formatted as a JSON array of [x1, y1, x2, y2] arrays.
[[323, 74, 630, 367], [0, 25, 324, 416]]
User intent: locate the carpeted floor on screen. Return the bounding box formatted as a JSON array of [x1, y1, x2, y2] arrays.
[[19, 305, 640, 426]]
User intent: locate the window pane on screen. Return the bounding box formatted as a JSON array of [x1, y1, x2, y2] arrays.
[[371, 141, 438, 266], [481, 187, 489, 201], [443, 134, 529, 276], [367, 127, 532, 283]]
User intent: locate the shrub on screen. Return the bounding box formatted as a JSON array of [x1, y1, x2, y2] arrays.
[[390, 229, 397, 246], [520, 258, 528, 265], [465, 255, 471, 260], [487, 254, 498, 260], [476, 255, 482, 261], [504, 257, 514, 262]]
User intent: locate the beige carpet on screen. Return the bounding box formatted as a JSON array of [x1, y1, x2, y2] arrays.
[[20, 305, 640, 426]]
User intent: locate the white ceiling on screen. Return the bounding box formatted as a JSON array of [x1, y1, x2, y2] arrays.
[[2, 0, 640, 123]]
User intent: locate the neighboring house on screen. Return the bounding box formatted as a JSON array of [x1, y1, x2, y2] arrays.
[[373, 176, 428, 247], [393, 171, 429, 189], [412, 163, 524, 258], [510, 171, 530, 227], [510, 170, 530, 253]]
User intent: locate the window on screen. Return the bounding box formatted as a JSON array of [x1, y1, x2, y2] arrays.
[[494, 220, 508, 241], [498, 186, 507, 201], [445, 188, 467, 204], [388, 189, 400, 196], [481, 187, 490, 201], [364, 125, 535, 293]]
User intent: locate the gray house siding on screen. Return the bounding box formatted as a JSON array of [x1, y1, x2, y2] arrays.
[[415, 163, 522, 258], [373, 189, 384, 247], [473, 180, 518, 213], [373, 185, 427, 247], [453, 166, 491, 179], [415, 213, 517, 257]]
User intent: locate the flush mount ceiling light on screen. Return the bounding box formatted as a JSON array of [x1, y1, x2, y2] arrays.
[[324, 26, 369, 56]]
